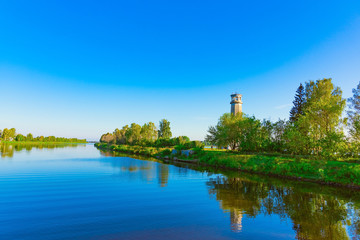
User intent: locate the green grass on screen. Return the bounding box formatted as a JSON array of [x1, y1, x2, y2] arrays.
[[95, 143, 172, 157], [192, 151, 360, 187]]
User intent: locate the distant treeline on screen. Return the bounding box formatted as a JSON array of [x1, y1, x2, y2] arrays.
[[206, 78, 360, 159], [100, 119, 204, 150], [0, 128, 87, 143]]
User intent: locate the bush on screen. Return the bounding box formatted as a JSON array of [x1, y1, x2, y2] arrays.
[[160, 149, 172, 156], [174, 144, 186, 151]]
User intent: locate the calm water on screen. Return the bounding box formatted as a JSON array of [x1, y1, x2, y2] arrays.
[[0, 143, 359, 240]]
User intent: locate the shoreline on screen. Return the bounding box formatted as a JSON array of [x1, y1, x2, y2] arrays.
[[95, 143, 360, 190]]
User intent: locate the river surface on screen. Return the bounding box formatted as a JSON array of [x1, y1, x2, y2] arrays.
[[0, 143, 359, 240]]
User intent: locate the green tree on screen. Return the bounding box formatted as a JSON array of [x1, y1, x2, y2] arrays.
[[15, 134, 26, 141], [141, 122, 158, 142], [302, 78, 346, 156], [120, 125, 129, 144], [283, 122, 310, 155], [26, 133, 34, 141], [238, 116, 263, 152], [1, 128, 10, 141], [1, 128, 17, 141], [206, 113, 243, 150], [126, 123, 142, 145], [158, 119, 172, 139], [290, 83, 306, 122], [348, 81, 360, 141], [271, 119, 288, 152], [113, 125, 128, 145], [8, 128, 16, 141], [100, 133, 115, 143]]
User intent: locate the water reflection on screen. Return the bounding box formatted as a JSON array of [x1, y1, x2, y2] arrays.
[[0, 142, 85, 158], [100, 150, 360, 239], [207, 176, 360, 239], [1, 144, 360, 239], [99, 150, 170, 187]]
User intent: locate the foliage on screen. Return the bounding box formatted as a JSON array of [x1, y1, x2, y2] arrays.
[[302, 78, 346, 156], [100, 133, 115, 144], [289, 83, 306, 122], [98, 120, 203, 150], [194, 151, 360, 186], [140, 122, 158, 142], [158, 119, 172, 139], [1, 128, 16, 141], [0, 128, 86, 143], [125, 123, 142, 145], [113, 126, 128, 144], [206, 78, 349, 159], [206, 113, 243, 149], [348, 81, 360, 155]]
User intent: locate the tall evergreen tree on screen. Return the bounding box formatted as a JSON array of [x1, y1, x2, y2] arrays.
[[289, 83, 306, 122]]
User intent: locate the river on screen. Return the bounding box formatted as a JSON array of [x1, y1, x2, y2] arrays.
[[0, 143, 359, 239]]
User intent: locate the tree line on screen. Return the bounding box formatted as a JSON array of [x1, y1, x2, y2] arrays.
[[206, 78, 360, 159], [100, 119, 204, 149], [0, 128, 87, 143]]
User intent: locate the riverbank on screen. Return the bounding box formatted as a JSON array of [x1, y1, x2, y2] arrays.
[[95, 143, 360, 189]]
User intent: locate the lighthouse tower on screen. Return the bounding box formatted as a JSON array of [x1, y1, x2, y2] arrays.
[[230, 93, 242, 115]]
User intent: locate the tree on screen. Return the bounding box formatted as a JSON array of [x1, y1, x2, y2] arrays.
[[348, 81, 360, 142], [100, 133, 115, 143], [113, 125, 128, 145], [1, 128, 16, 141], [125, 123, 142, 145], [158, 119, 172, 139], [1, 128, 10, 141], [26, 133, 34, 141], [290, 83, 306, 122], [15, 134, 26, 141], [206, 113, 243, 150], [141, 122, 158, 142], [7, 128, 16, 141], [302, 78, 346, 156], [283, 123, 310, 155], [238, 116, 263, 152]]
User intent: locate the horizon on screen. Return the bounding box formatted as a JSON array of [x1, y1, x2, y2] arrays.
[[1, 1, 360, 141]]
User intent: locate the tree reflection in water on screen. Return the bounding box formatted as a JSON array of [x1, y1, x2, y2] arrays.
[[4, 145, 359, 239], [100, 150, 170, 188], [0, 142, 85, 158], [206, 176, 360, 239], [100, 150, 360, 239]]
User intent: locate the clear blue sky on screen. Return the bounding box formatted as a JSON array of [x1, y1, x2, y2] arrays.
[[1, 0, 360, 140]]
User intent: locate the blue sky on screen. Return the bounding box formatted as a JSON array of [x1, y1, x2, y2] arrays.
[[1, 0, 360, 140]]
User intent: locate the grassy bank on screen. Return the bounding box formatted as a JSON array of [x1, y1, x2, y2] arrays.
[[95, 143, 360, 188], [95, 143, 172, 157]]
